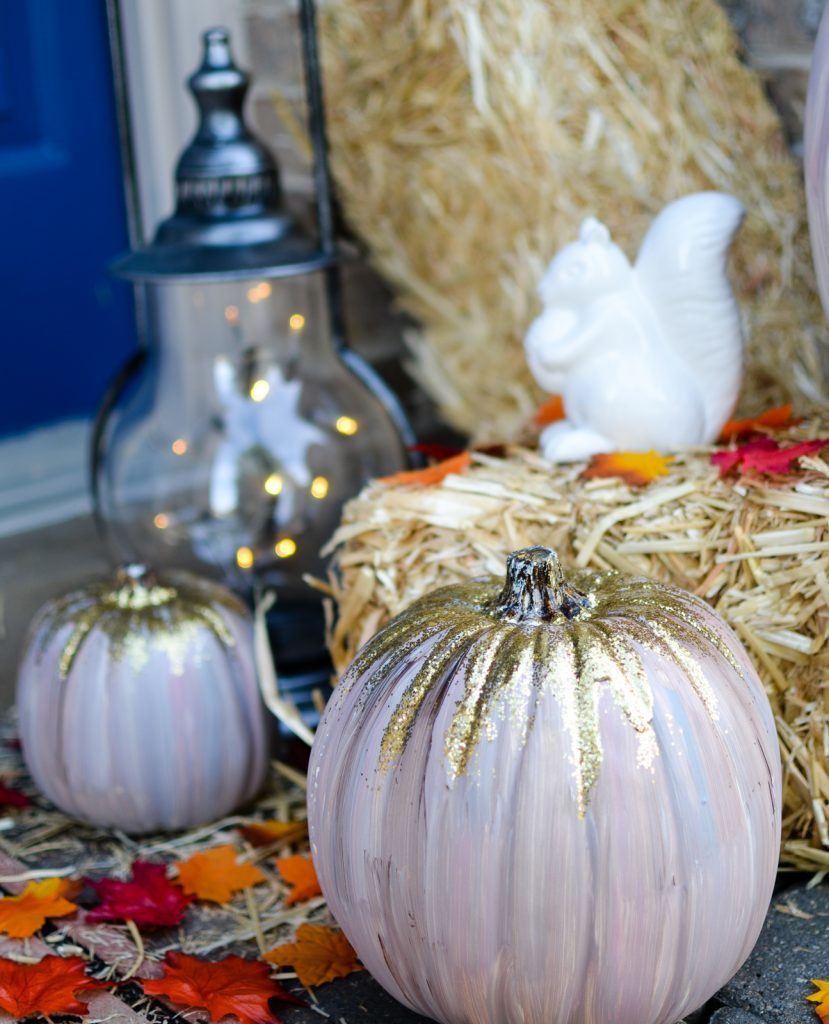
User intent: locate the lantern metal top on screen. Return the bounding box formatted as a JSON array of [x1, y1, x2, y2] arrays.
[[112, 28, 333, 282]]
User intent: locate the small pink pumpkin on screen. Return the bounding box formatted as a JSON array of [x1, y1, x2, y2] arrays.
[[17, 565, 269, 833], [309, 547, 781, 1024]]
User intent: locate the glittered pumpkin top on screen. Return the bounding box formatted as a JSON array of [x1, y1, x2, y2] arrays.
[[35, 565, 247, 678], [342, 547, 742, 815]]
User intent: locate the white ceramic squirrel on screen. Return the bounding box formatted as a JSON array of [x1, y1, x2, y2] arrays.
[[524, 192, 746, 461]]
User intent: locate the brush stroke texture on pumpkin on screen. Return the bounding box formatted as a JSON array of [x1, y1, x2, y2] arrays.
[[309, 559, 780, 1024], [0, 878, 80, 938], [16, 570, 269, 834]]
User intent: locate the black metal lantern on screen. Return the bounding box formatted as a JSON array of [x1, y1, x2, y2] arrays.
[[95, 10, 412, 713]]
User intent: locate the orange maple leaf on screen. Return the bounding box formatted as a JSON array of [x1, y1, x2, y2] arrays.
[[533, 394, 566, 426], [142, 951, 303, 1024], [719, 403, 800, 441], [581, 450, 673, 486], [808, 979, 829, 1022], [0, 877, 81, 939], [276, 854, 321, 906], [175, 844, 266, 904], [265, 924, 364, 988], [377, 451, 472, 487], [0, 955, 107, 1018], [239, 820, 309, 850]]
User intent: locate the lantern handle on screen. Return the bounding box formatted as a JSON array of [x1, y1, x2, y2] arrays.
[[298, 0, 335, 259]]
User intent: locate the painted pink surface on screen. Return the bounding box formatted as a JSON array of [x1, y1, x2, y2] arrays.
[[309, 607, 780, 1024], [806, 5, 829, 324], [16, 604, 268, 835]]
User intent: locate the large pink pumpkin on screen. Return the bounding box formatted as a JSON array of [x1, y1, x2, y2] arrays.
[[309, 547, 781, 1024], [17, 565, 269, 834], [806, 5, 829, 321]]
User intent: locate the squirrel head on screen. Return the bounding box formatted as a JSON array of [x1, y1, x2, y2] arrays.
[[538, 217, 632, 306]]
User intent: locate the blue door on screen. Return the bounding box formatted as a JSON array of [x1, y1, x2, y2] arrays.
[[0, 0, 136, 436]]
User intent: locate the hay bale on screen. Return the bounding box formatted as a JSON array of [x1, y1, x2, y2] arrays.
[[318, 424, 829, 867], [321, 0, 828, 441]]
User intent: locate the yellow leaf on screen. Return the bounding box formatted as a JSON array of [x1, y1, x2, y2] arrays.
[[808, 979, 829, 1022], [265, 924, 363, 988], [0, 878, 80, 939], [581, 450, 673, 486], [276, 854, 321, 906], [176, 845, 266, 904]]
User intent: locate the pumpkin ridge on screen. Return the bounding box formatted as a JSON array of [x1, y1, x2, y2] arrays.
[[611, 611, 724, 730], [343, 598, 488, 694], [378, 618, 495, 772], [443, 624, 535, 781], [38, 571, 247, 679], [55, 606, 107, 681], [347, 605, 486, 698], [596, 578, 742, 677]]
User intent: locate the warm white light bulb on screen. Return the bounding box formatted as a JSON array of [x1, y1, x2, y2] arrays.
[[250, 379, 270, 402], [335, 415, 358, 436], [264, 473, 283, 496], [310, 476, 329, 499], [236, 546, 254, 569]]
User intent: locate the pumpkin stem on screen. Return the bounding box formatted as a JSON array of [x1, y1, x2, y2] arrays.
[[110, 564, 177, 610], [494, 547, 591, 623]]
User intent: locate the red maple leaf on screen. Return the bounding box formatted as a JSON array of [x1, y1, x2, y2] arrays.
[[712, 437, 829, 477], [85, 861, 192, 928], [0, 955, 107, 1018], [0, 782, 31, 809], [142, 951, 303, 1024]]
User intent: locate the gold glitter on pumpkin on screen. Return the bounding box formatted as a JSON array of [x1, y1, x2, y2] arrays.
[[344, 548, 741, 816], [36, 566, 244, 679]]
